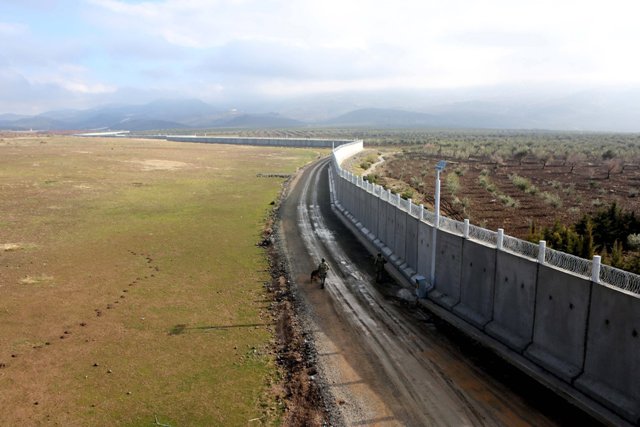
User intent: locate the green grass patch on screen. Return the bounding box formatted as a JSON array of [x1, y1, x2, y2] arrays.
[[0, 136, 320, 425]]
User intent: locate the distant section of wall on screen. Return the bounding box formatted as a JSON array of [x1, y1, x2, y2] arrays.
[[164, 135, 354, 148], [329, 140, 639, 426]]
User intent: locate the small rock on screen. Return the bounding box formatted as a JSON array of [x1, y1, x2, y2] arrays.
[[126, 391, 131, 395], [93, 363, 99, 367], [11, 354, 17, 358], [80, 322, 87, 327], [34, 401, 38, 405], [107, 369, 112, 374]]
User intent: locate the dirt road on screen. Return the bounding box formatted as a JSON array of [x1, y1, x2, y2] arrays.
[[278, 159, 601, 426]]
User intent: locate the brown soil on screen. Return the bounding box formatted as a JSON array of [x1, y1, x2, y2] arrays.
[[261, 181, 327, 426], [378, 152, 640, 238]]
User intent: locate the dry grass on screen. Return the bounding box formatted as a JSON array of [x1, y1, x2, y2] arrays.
[[0, 135, 321, 425]]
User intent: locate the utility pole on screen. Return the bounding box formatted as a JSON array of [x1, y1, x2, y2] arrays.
[[430, 160, 447, 285]]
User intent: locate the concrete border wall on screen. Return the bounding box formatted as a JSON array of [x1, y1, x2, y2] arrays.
[[524, 265, 592, 383], [405, 216, 419, 272], [485, 250, 538, 351], [166, 135, 352, 148], [329, 140, 638, 426], [575, 284, 640, 424], [453, 239, 496, 328], [393, 208, 407, 263], [430, 230, 464, 310], [416, 221, 433, 280]]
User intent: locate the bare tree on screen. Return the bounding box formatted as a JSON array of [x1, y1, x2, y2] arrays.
[[490, 152, 504, 169], [604, 158, 622, 179], [513, 148, 529, 166], [567, 152, 586, 174]]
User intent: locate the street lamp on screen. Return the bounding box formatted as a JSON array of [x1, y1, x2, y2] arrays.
[[430, 160, 447, 285]]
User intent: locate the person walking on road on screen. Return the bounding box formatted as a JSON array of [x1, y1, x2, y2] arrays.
[[374, 252, 387, 283], [317, 258, 330, 289]]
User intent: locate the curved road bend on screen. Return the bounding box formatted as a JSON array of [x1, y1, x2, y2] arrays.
[[279, 158, 602, 427]]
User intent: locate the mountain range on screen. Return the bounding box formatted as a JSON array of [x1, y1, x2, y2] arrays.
[[1, 89, 639, 132]]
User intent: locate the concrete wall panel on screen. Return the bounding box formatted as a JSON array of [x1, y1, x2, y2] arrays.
[[525, 265, 592, 383], [347, 179, 356, 214], [405, 216, 419, 272], [486, 251, 538, 351], [394, 208, 407, 262], [453, 239, 496, 328], [430, 230, 464, 310], [385, 201, 396, 252], [370, 192, 380, 238], [361, 188, 371, 232], [417, 221, 433, 281], [378, 200, 388, 247], [575, 284, 640, 424], [366, 190, 375, 232], [356, 186, 365, 227], [336, 175, 343, 205]]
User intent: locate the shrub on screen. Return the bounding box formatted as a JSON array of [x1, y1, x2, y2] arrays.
[[365, 174, 381, 185], [401, 189, 414, 200], [627, 233, 640, 251], [446, 174, 460, 194], [498, 194, 520, 208], [540, 191, 562, 208], [509, 174, 538, 194], [478, 175, 494, 192]]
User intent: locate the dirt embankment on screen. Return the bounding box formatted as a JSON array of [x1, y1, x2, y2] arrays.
[[259, 179, 331, 426]]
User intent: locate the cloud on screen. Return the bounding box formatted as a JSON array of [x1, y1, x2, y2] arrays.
[[199, 40, 394, 80], [0, 22, 27, 35], [3, 0, 640, 116]]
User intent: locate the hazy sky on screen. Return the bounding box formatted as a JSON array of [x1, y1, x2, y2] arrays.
[[2, 0, 640, 114]]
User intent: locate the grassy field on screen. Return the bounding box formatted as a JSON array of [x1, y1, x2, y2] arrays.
[[0, 136, 323, 425]]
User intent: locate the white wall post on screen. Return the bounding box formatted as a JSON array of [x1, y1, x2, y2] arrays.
[[538, 240, 546, 264], [592, 255, 601, 283], [420, 204, 425, 220], [497, 228, 504, 250], [430, 169, 442, 285], [463, 219, 470, 239], [434, 169, 441, 228]]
